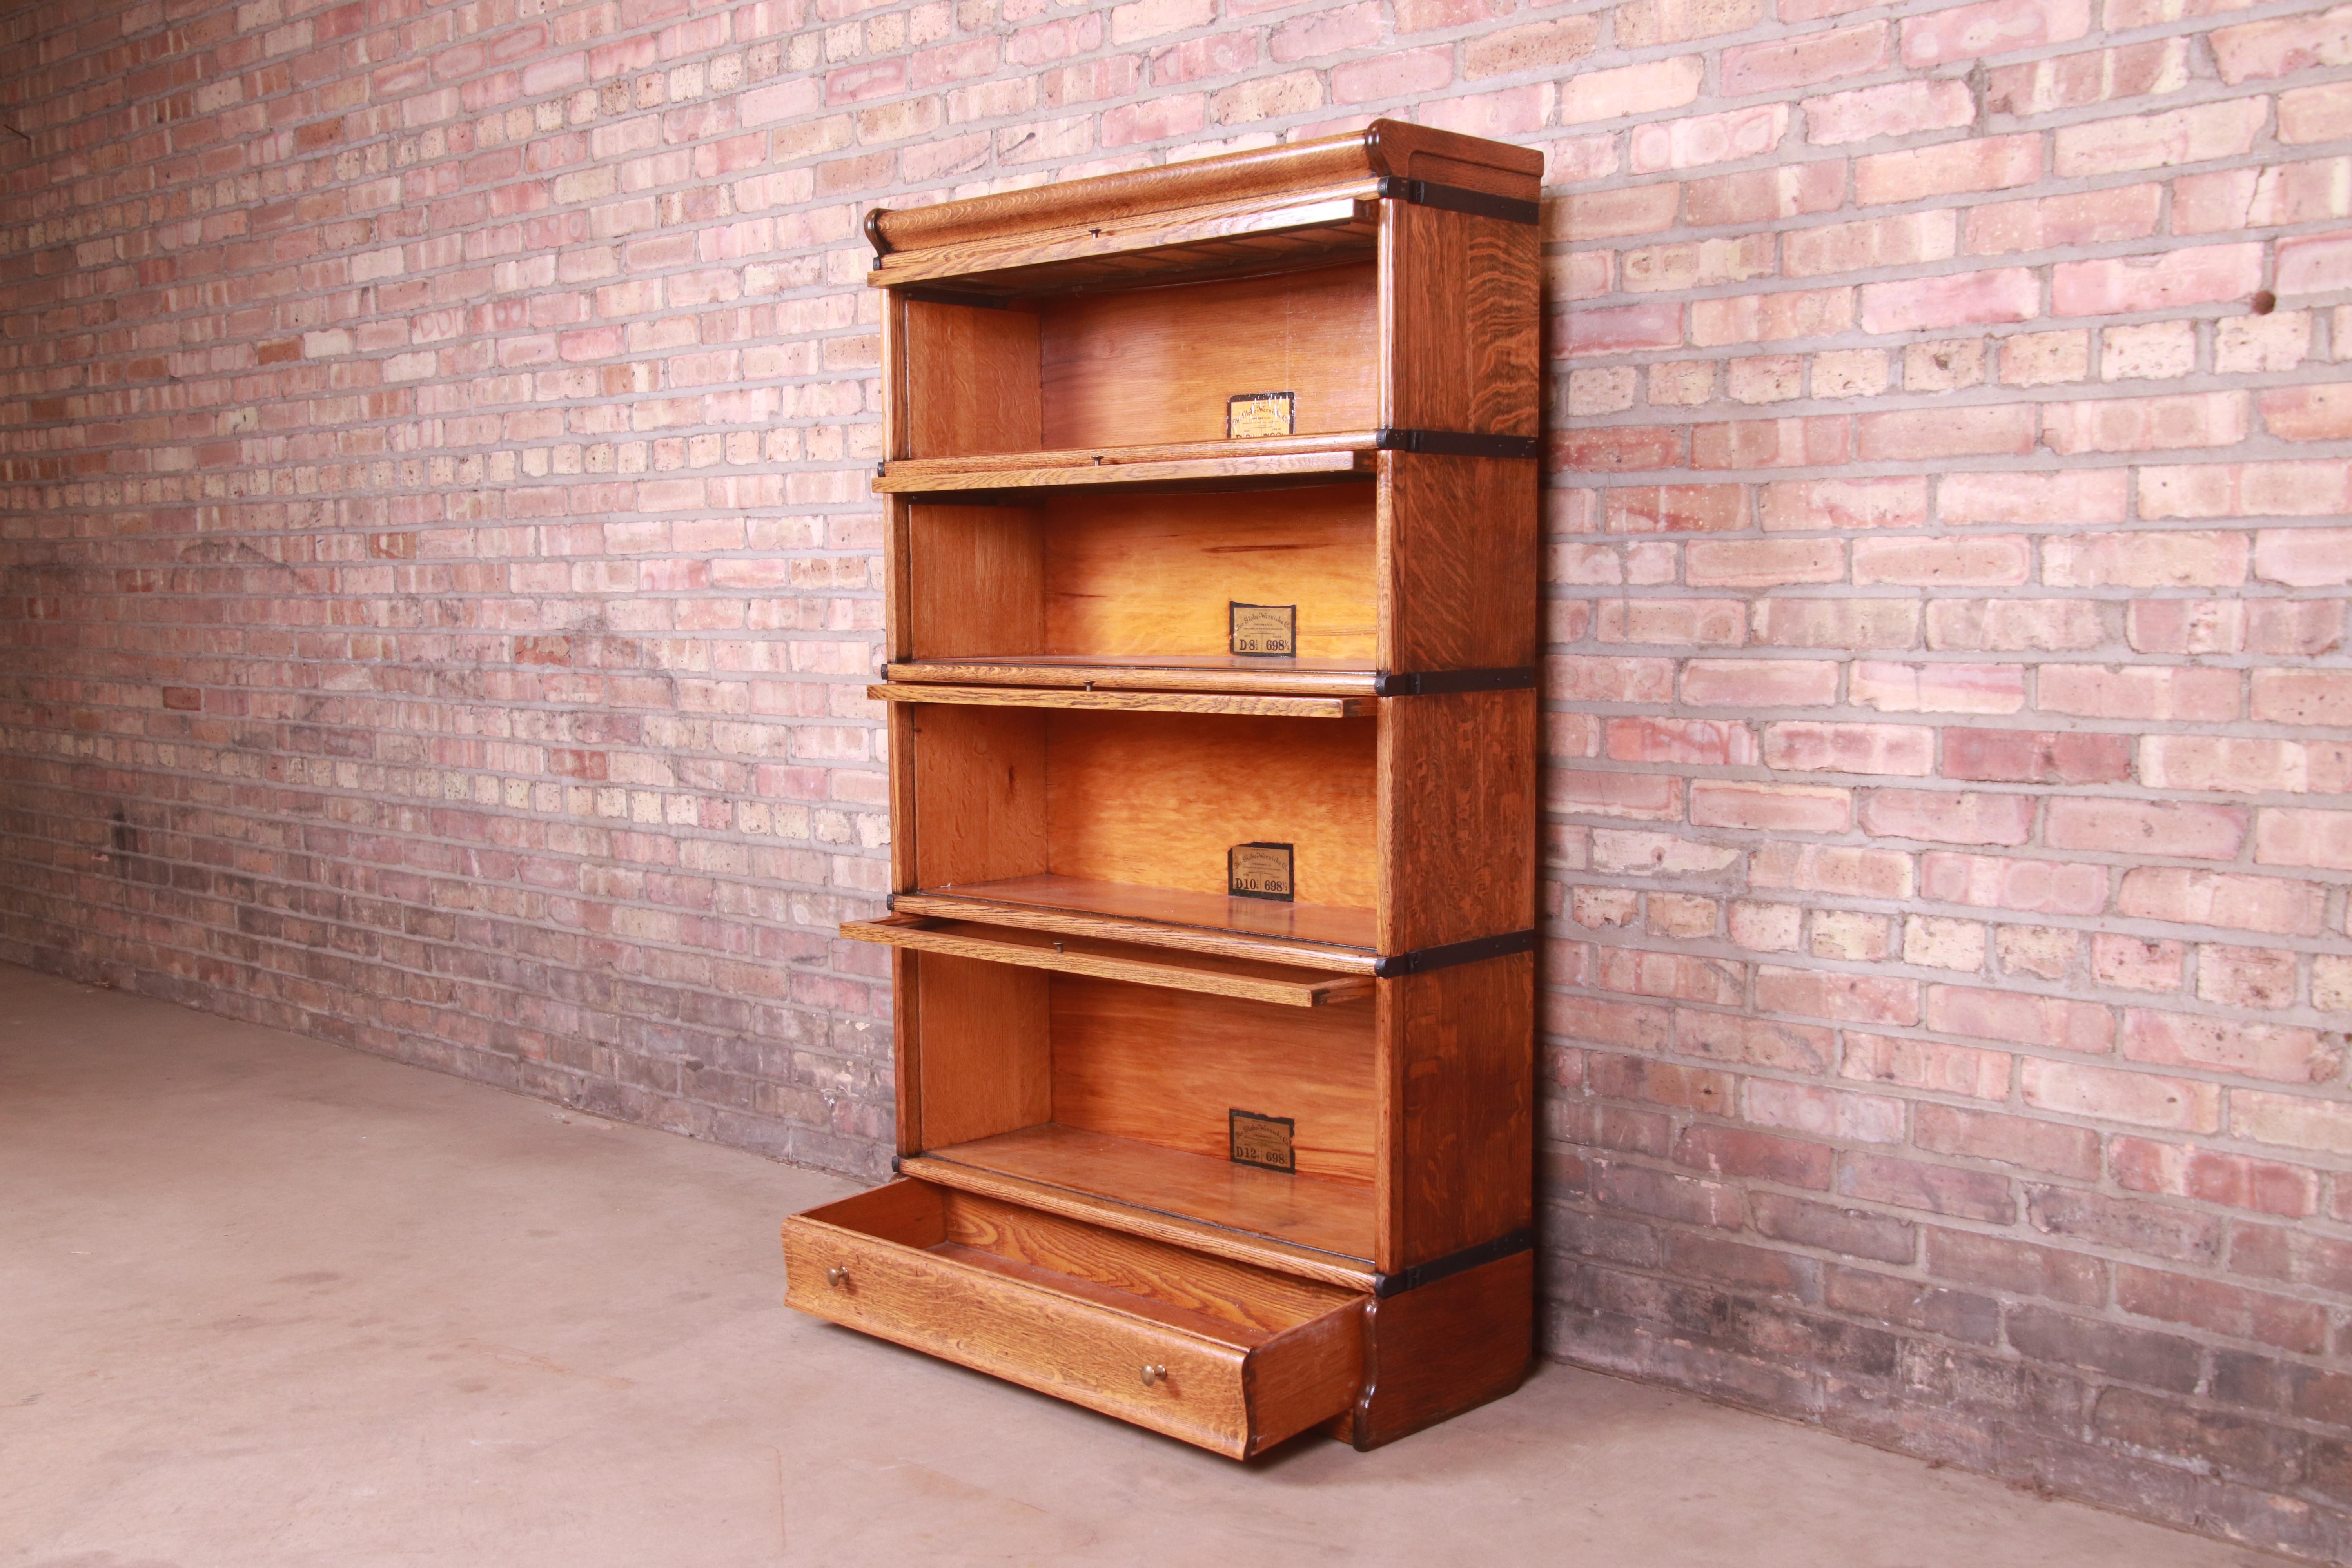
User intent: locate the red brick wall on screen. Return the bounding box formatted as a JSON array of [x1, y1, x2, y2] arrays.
[[1, 0, 2347, 1552]]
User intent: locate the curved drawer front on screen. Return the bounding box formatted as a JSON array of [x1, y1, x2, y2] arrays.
[[782, 1180, 1365, 1459]]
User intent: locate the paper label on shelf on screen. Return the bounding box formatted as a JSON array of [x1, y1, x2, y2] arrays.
[[1229, 603, 1296, 657], [1229, 1109, 1297, 1173], [1226, 390, 1295, 438], [1228, 842, 1294, 902]]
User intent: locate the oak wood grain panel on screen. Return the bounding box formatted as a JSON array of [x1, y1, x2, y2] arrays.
[[892, 945, 924, 1155], [1247, 1303, 1369, 1456], [882, 290, 911, 461], [888, 655, 1378, 697], [904, 299, 1042, 459], [1050, 973, 1378, 1182], [909, 702, 1048, 889], [793, 1172, 951, 1249], [905, 503, 1044, 660], [900, 1153, 1378, 1290], [1379, 954, 1533, 1271], [872, 193, 1378, 292], [1377, 688, 1536, 954], [911, 950, 1051, 1151], [875, 684, 1370, 720], [1379, 201, 1540, 438], [783, 1202, 1257, 1456], [1041, 484, 1376, 662], [1379, 452, 1539, 674], [884, 495, 913, 663], [869, 119, 1539, 253], [1038, 263, 1377, 450], [1045, 710, 1378, 911], [888, 700, 918, 893], [895, 884, 1379, 969], [941, 1189, 1360, 1333], [843, 915, 1373, 1007], [920, 1124, 1376, 1262], [1341, 1249, 1532, 1450]]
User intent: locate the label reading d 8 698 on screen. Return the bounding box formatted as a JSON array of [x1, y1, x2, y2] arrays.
[[1229, 603, 1296, 657]]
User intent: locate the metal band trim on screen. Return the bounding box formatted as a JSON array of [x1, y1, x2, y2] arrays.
[[1372, 1228, 1535, 1298], [1373, 427, 1542, 459], [1373, 928, 1536, 979], [1376, 176, 1541, 227], [1373, 667, 1538, 697]]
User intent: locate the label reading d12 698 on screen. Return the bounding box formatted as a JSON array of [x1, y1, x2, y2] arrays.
[[1229, 1109, 1297, 1173], [1229, 842, 1295, 902], [1229, 603, 1296, 657], [1227, 390, 1295, 438]]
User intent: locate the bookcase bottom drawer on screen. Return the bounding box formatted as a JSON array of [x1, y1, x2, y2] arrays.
[[782, 1179, 1366, 1458]]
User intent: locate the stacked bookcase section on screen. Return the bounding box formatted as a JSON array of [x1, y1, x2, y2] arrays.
[[781, 122, 1543, 1458]]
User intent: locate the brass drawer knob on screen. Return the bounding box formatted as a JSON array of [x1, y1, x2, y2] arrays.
[[1139, 1363, 1166, 1388], [825, 1266, 850, 1289]]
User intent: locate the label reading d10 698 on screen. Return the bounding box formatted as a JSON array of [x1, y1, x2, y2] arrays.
[[1230, 603, 1296, 657], [1229, 1109, 1296, 1173], [1229, 842, 1294, 902]]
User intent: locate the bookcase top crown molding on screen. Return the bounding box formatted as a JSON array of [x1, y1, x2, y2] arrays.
[[862, 119, 1545, 295]]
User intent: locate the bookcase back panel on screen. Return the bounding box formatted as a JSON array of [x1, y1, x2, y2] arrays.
[[1044, 710, 1377, 910], [1042, 485, 1375, 661], [902, 299, 1042, 457], [1037, 263, 1377, 451], [1048, 975, 1376, 1183]]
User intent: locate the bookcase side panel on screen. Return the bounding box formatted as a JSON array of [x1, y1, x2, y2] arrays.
[[1378, 452, 1539, 673], [912, 950, 1052, 1150], [903, 299, 1042, 458], [907, 503, 1046, 659], [1383, 953, 1534, 1271], [1378, 203, 1539, 439], [911, 704, 1051, 888], [1376, 688, 1538, 954], [893, 944, 924, 1156]]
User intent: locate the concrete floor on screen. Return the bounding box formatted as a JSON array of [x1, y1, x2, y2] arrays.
[[0, 963, 2284, 1568]]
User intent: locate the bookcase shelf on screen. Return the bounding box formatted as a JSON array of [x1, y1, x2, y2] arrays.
[[875, 434, 1379, 493], [782, 119, 1543, 1458], [912, 1125, 1379, 1265], [886, 654, 1381, 699], [897, 875, 1381, 965]]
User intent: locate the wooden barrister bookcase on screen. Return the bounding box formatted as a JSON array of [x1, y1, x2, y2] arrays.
[[781, 122, 1543, 1458]]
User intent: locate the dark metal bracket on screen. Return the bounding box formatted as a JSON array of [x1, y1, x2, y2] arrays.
[[896, 286, 1010, 309], [1374, 427, 1541, 460], [1376, 176, 1541, 228], [1374, 666, 1537, 697], [1374, 928, 1535, 979], [1372, 1227, 1535, 1298]]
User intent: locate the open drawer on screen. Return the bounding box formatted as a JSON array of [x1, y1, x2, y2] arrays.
[[782, 1179, 1367, 1458]]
